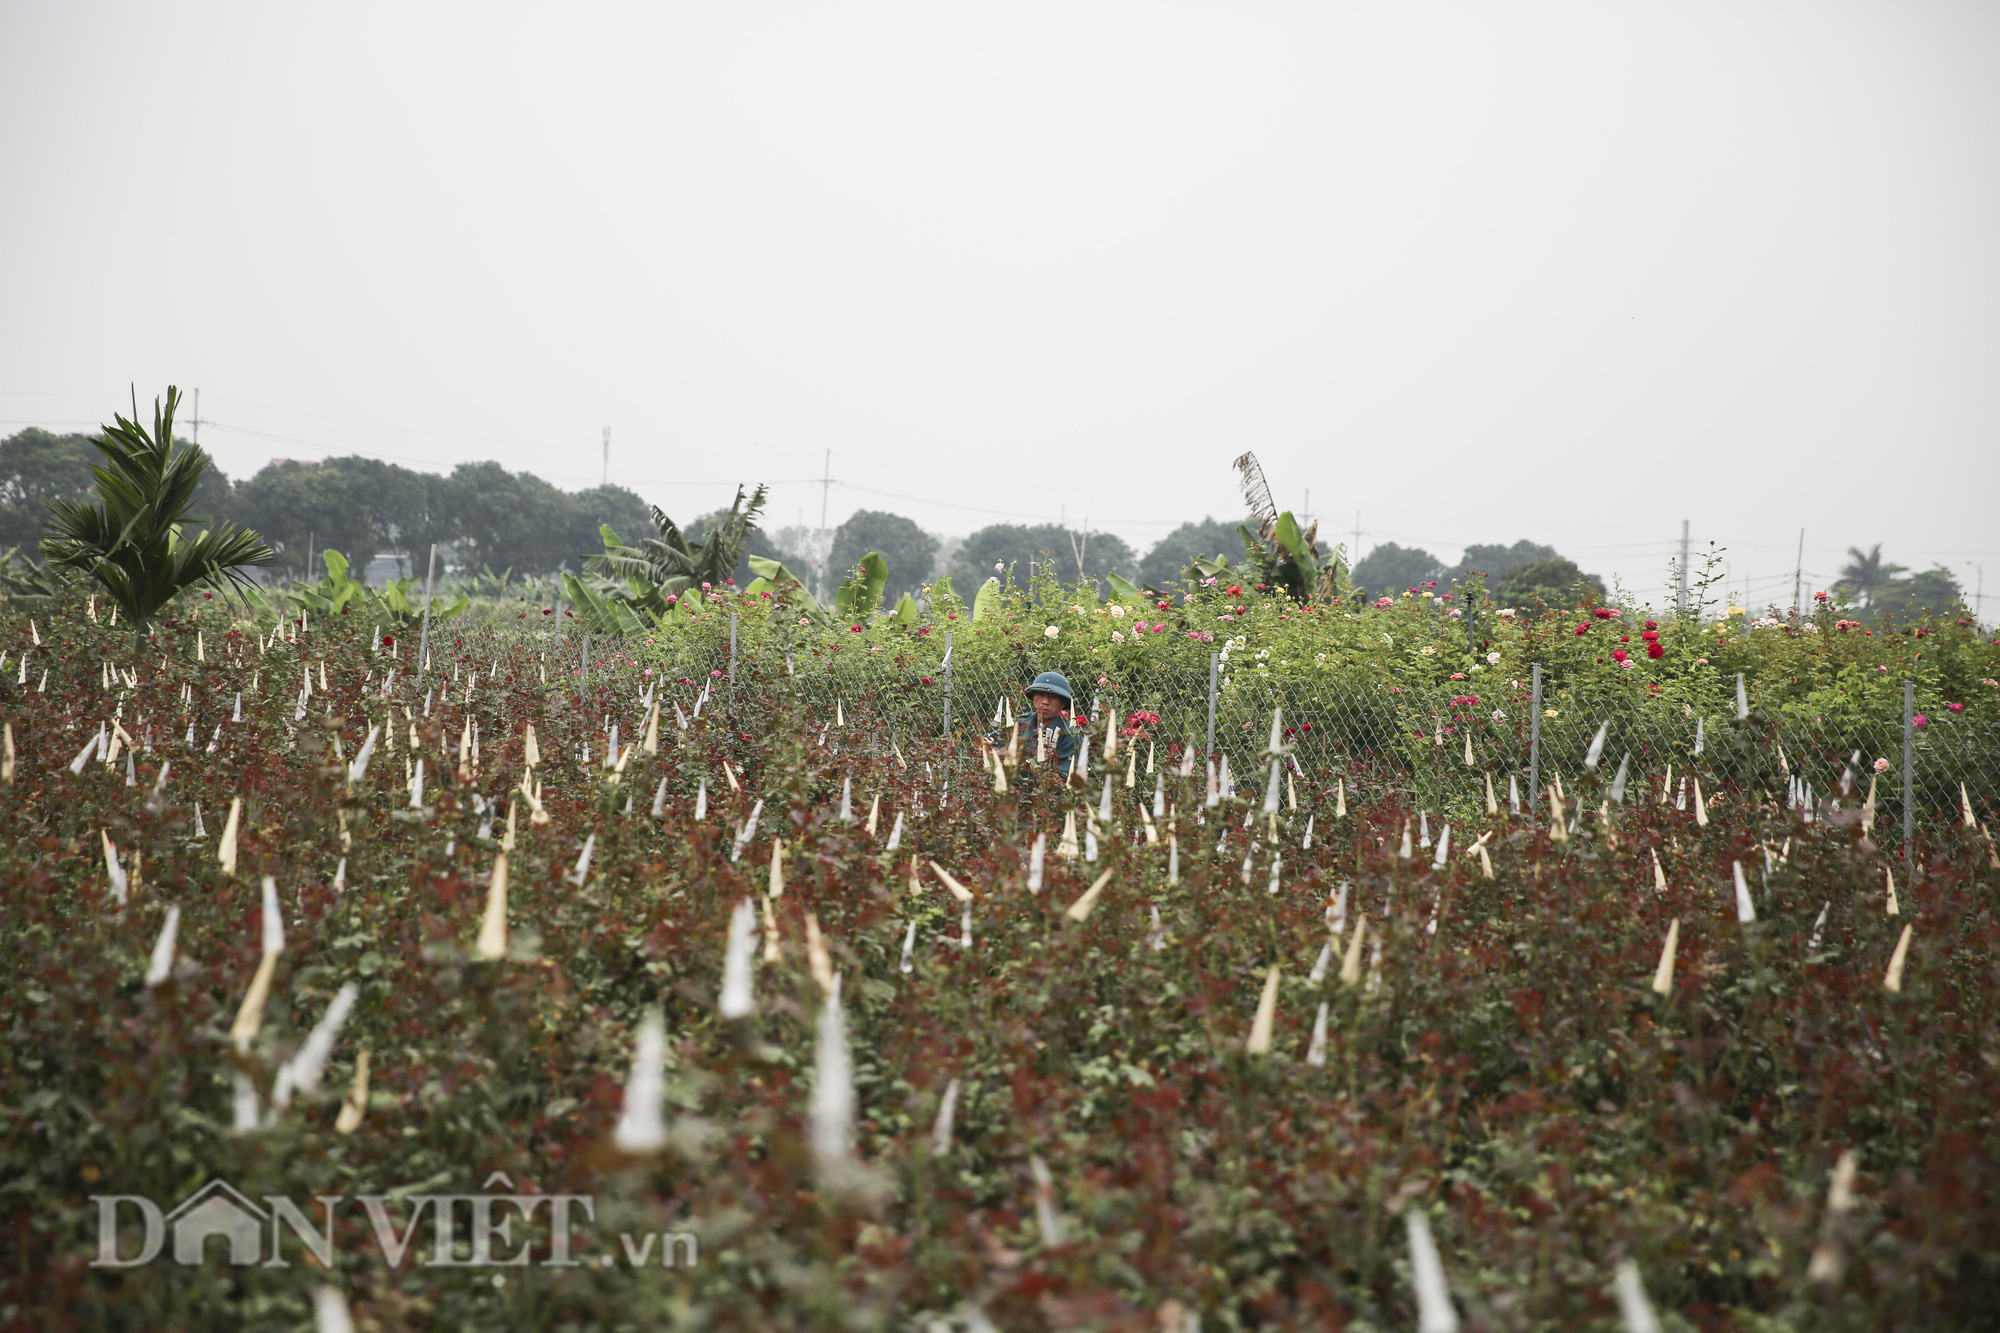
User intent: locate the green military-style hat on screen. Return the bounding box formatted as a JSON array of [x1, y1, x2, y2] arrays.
[[1024, 670, 1073, 702]]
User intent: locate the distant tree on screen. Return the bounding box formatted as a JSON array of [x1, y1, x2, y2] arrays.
[[568, 484, 655, 564], [442, 461, 576, 575], [229, 460, 372, 576], [1494, 557, 1606, 609], [1837, 544, 1909, 609], [830, 510, 937, 600], [1139, 517, 1248, 588], [1350, 542, 1444, 599], [1443, 540, 1561, 589], [0, 428, 107, 550], [949, 522, 1135, 596], [1870, 566, 1964, 622]]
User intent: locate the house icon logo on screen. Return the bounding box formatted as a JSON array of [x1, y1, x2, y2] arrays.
[[166, 1180, 269, 1265]]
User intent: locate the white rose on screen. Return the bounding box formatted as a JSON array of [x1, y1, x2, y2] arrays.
[[1486, 651, 1501, 664], [1109, 605, 1126, 618], [1044, 625, 1059, 639]]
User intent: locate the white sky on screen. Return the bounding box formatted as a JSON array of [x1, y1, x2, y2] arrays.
[[3, 1, 1997, 613]]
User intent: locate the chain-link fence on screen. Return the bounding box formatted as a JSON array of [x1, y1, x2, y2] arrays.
[[422, 614, 1998, 847]]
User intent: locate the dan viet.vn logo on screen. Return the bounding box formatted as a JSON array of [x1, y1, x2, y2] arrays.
[[91, 1173, 696, 1270]]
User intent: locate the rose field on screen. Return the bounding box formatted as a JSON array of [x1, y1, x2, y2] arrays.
[[4, 576, 2000, 1332]]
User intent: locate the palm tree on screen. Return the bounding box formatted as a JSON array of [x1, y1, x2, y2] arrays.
[[1838, 544, 1906, 608], [41, 387, 275, 649]]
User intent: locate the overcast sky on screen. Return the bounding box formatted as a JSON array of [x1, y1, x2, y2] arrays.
[[4, 1, 1996, 612]]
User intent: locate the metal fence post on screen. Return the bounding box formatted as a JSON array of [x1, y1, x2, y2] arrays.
[[580, 632, 590, 707], [1206, 651, 1219, 758], [415, 543, 437, 680], [729, 612, 738, 711], [942, 632, 953, 738], [1904, 679, 1916, 875], [1529, 662, 1543, 824]]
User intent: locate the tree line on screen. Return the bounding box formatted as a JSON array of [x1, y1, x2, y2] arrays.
[[0, 428, 655, 580], [9, 424, 1956, 618]]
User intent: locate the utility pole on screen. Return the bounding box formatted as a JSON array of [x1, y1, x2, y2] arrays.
[[191, 388, 200, 446], [601, 426, 610, 487], [1677, 520, 1690, 617], [816, 450, 836, 601], [1792, 529, 1804, 616], [1353, 511, 1361, 565]]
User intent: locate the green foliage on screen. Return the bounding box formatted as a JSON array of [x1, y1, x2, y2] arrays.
[[1350, 541, 1444, 598], [561, 571, 654, 635], [0, 545, 69, 608], [1442, 539, 1560, 587], [575, 487, 772, 626], [0, 428, 103, 550], [832, 551, 889, 620], [1137, 516, 1246, 588], [831, 510, 937, 601], [949, 522, 1137, 596], [1493, 556, 1606, 609], [245, 550, 469, 631], [971, 576, 1001, 621], [39, 388, 275, 636], [1870, 566, 1965, 621], [1837, 543, 1907, 607], [1188, 511, 1342, 603]]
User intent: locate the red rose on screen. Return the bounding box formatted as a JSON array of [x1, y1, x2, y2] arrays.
[[1644, 620, 1657, 630], [1646, 641, 1665, 659], [1226, 585, 1242, 597], [1592, 607, 1615, 619], [1612, 649, 1629, 663], [1575, 624, 1590, 636]]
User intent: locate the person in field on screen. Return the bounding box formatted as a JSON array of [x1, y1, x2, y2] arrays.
[[1000, 670, 1085, 781]]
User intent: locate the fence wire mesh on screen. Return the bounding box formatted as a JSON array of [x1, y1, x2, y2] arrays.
[[421, 613, 1998, 849]]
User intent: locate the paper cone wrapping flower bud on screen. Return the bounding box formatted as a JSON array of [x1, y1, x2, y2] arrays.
[[1404, 1209, 1460, 1333], [1064, 868, 1114, 922], [810, 976, 856, 1182], [928, 1078, 959, 1156], [1245, 964, 1280, 1054], [1884, 924, 1913, 992], [217, 797, 244, 876], [274, 983, 358, 1108], [612, 1008, 669, 1154], [1732, 862, 1757, 923], [477, 855, 510, 959], [145, 906, 180, 987], [1651, 920, 1679, 995], [719, 901, 757, 1018]]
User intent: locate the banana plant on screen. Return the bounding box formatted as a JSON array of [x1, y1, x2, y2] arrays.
[[562, 571, 653, 634], [245, 550, 468, 631], [832, 552, 888, 619], [0, 547, 69, 609], [742, 554, 818, 607], [971, 577, 1001, 622], [1189, 509, 1346, 603], [584, 485, 769, 614]]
